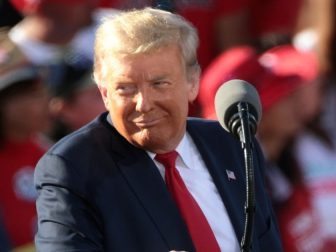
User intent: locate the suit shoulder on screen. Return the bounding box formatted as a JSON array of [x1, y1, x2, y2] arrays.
[[187, 117, 220, 128], [187, 117, 232, 137], [35, 113, 117, 190]]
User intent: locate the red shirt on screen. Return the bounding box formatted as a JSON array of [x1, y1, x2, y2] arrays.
[[248, 0, 303, 37], [0, 137, 47, 247], [276, 184, 330, 252]]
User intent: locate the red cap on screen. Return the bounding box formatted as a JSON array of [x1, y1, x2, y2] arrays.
[[258, 45, 318, 81], [256, 45, 318, 111], [198, 44, 319, 118]]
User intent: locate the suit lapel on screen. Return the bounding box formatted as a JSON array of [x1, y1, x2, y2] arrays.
[[187, 121, 246, 242], [108, 127, 195, 251]]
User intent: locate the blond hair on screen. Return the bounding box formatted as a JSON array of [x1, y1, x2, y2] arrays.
[[93, 8, 200, 86]]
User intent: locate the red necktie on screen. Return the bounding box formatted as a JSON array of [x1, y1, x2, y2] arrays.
[[155, 151, 221, 252]]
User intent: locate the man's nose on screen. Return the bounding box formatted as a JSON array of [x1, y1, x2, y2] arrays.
[[135, 89, 153, 113]]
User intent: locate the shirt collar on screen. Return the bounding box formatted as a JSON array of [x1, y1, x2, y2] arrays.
[[147, 132, 194, 170]]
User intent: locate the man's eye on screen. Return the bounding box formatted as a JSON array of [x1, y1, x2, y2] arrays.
[[116, 85, 136, 95], [153, 81, 169, 87]]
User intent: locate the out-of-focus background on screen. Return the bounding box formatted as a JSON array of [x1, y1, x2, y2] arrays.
[[1, 0, 336, 251]]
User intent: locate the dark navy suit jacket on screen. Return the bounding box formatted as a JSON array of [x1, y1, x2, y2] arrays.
[[34, 112, 283, 252]]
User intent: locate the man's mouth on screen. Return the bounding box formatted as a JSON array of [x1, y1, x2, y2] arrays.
[[133, 117, 163, 128]]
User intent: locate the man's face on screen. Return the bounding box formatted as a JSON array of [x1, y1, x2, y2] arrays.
[[99, 45, 199, 153]]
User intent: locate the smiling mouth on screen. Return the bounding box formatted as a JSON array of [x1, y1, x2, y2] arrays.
[[133, 118, 163, 128]]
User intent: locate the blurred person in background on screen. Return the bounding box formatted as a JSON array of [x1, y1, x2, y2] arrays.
[[199, 44, 336, 251], [48, 64, 106, 142], [0, 0, 100, 90], [0, 56, 51, 250], [314, 0, 336, 147], [293, 0, 336, 145], [291, 0, 336, 246]]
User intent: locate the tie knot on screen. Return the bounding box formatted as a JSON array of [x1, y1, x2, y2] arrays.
[[155, 151, 178, 169]]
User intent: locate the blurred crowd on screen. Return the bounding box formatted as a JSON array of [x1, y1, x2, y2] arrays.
[[1, 0, 336, 251]]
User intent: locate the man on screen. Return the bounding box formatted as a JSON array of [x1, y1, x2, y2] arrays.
[[35, 7, 283, 252]]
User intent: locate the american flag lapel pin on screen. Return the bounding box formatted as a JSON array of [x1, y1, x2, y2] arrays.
[[226, 169, 236, 181]]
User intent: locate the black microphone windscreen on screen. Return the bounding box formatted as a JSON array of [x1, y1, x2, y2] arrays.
[[214, 79, 262, 133]]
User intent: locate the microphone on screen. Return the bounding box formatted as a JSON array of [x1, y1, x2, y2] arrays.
[[214, 79, 262, 138], [214, 79, 262, 252]]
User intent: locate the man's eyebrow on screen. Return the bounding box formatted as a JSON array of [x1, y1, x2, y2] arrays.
[[112, 76, 134, 84], [148, 74, 169, 82]]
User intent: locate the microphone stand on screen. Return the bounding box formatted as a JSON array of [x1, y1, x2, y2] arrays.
[[237, 102, 256, 252]]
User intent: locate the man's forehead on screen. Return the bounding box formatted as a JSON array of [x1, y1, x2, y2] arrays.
[[111, 70, 170, 83], [107, 51, 182, 81]]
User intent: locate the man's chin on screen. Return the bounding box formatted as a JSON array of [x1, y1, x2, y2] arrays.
[[131, 133, 173, 153]]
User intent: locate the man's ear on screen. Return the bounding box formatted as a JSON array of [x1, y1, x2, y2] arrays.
[[98, 84, 109, 109]]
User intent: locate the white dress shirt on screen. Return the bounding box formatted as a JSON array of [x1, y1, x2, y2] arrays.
[[148, 133, 240, 252]]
